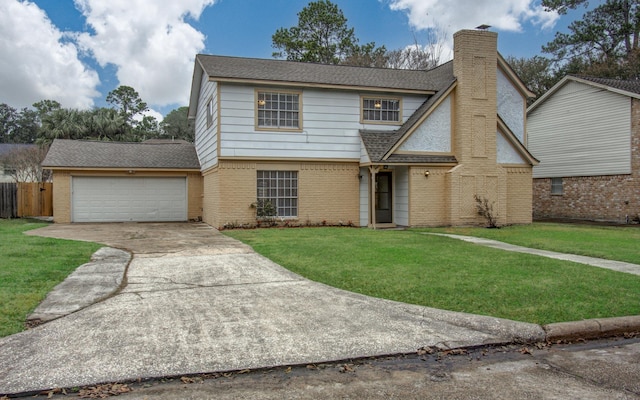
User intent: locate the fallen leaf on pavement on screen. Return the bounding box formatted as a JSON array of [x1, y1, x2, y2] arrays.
[[520, 347, 533, 355]]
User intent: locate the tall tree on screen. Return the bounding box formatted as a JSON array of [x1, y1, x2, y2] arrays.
[[161, 106, 194, 142], [341, 43, 388, 68], [0, 104, 40, 143], [542, 0, 640, 78], [272, 0, 384, 65], [38, 108, 86, 143], [106, 85, 148, 124], [0, 104, 18, 143]]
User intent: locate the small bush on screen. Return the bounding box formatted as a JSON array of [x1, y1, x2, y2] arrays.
[[474, 195, 498, 228]]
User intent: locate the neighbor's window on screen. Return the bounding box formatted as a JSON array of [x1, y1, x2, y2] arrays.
[[362, 97, 401, 123], [551, 177, 563, 195], [257, 91, 301, 129], [257, 170, 298, 217], [206, 98, 214, 128]]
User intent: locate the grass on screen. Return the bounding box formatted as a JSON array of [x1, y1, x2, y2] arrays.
[[414, 223, 640, 265], [0, 219, 101, 337], [224, 225, 640, 325]]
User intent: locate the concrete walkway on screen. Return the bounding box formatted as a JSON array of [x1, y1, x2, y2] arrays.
[[0, 223, 545, 396], [425, 233, 640, 276]]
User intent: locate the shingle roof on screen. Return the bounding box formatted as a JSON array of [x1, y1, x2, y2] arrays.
[[42, 139, 200, 169], [573, 75, 640, 95], [0, 143, 36, 158], [196, 54, 449, 92], [360, 73, 458, 164]]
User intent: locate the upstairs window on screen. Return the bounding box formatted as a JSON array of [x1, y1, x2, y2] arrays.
[[206, 98, 214, 128], [257, 91, 301, 130], [362, 97, 401, 123]]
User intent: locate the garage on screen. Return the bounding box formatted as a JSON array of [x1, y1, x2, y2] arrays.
[[71, 177, 187, 222], [43, 139, 202, 223]]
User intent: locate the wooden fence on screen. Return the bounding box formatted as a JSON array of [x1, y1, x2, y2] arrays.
[[0, 182, 52, 218]]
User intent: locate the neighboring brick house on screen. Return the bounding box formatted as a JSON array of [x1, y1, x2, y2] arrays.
[[528, 75, 640, 223], [188, 29, 538, 229]]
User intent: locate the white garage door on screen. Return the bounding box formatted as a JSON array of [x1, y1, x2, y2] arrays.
[[72, 177, 187, 222]]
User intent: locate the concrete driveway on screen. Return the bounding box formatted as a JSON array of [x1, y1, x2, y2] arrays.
[[0, 223, 544, 395]]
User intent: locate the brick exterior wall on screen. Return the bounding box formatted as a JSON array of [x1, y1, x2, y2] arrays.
[[449, 30, 524, 227], [400, 30, 534, 227], [202, 160, 360, 229], [409, 167, 450, 226], [51, 171, 71, 223], [51, 170, 203, 223], [532, 99, 640, 223], [505, 167, 533, 224]]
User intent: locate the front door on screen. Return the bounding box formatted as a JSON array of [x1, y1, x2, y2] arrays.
[[375, 172, 392, 223]]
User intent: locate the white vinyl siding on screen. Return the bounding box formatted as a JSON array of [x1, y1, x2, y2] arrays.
[[359, 167, 369, 227], [72, 177, 187, 222], [194, 75, 218, 171], [528, 80, 632, 178], [218, 84, 427, 160], [393, 167, 409, 226]]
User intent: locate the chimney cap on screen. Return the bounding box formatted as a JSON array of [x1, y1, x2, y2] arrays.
[[476, 24, 491, 30]]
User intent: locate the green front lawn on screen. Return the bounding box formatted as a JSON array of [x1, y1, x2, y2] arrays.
[[415, 223, 640, 265], [224, 225, 640, 325], [0, 219, 101, 337]]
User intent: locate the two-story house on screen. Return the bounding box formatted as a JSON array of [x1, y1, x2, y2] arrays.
[[43, 30, 536, 226], [528, 75, 640, 223], [188, 29, 537, 229]]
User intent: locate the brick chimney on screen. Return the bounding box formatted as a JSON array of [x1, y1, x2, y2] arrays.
[[448, 29, 504, 225]]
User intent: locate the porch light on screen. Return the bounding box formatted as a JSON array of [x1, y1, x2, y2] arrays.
[[424, 170, 430, 178]]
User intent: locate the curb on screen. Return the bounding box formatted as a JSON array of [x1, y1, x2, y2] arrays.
[[543, 315, 640, 342]]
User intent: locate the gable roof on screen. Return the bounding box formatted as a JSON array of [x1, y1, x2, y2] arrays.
[[42, 139, 200, 170], [195, 54, 448, 92], [189, 55, 458, 120], [360, 63, 458, 165], [528, 74, 640, 113]]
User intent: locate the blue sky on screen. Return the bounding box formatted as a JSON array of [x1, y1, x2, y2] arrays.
[[1, 0, 596, 119]]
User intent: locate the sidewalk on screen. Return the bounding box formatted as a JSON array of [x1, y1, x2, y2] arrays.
[[424, 233, 640, 276]]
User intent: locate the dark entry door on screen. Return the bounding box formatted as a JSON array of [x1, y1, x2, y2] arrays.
[[375, 172, 392, 223]]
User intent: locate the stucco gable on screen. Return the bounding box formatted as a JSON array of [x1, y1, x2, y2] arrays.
[[497, 117, 538, 165]]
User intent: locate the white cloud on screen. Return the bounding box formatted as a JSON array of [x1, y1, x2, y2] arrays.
[[387, 0, 559, 45], [0, 0, 100, 109], [74, 0, 216, 109]]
